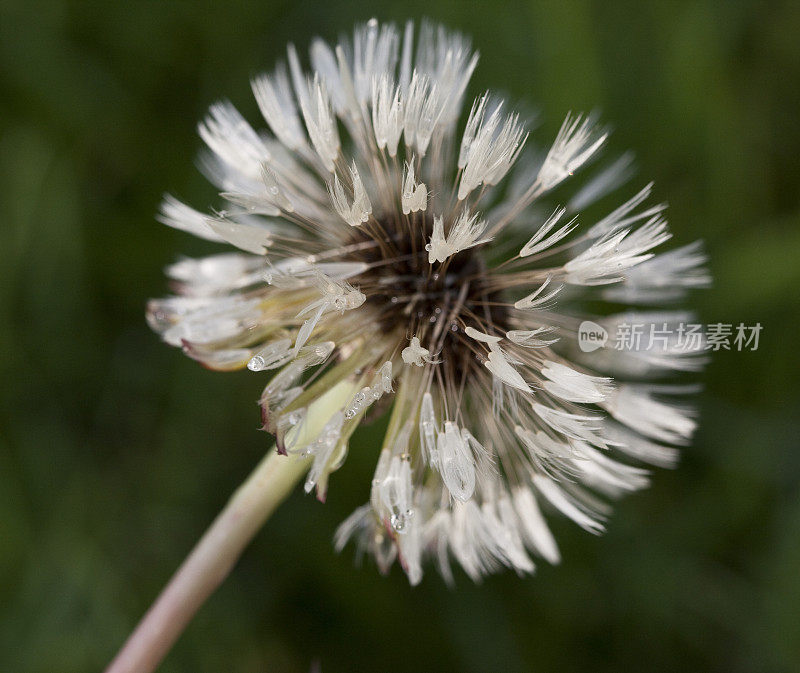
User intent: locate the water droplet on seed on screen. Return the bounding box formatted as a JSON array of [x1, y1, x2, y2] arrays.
[[247, 356, 265, 371]]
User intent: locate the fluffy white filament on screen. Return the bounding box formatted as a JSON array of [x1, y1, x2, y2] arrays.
[[426, 212, 490, 263], [330, 162, 373, 226], [401, 159, 428, 214]]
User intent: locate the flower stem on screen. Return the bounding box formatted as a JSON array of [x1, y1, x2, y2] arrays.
[[105, 451, 309, 673]]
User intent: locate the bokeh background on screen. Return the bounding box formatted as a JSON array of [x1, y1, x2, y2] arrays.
[[2, 0, 799, 671]]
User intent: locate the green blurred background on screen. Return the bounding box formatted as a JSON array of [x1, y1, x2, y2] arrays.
[[2, 0, 799, 671]]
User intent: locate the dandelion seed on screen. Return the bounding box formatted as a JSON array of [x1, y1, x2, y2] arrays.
[[402, 336, 437, 366], [426, 211, 491, 263], [537, 112, 607, 191], [401, 159, 427, 214], [329, 162, 373, 227]]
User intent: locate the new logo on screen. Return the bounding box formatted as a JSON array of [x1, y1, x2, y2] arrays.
[[578, 321, 608, 352]]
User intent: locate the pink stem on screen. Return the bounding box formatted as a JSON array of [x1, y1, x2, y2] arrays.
[[105, 451, 309, 673]]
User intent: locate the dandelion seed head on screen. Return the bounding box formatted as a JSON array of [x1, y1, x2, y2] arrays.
[[149, 19, 709, 585]]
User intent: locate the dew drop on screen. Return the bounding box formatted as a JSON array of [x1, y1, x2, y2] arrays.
[[247, 355, 265, 371], [390, 512, 406, 532]]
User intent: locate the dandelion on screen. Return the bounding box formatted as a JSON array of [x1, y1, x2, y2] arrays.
[[109, 18, 710, 673]]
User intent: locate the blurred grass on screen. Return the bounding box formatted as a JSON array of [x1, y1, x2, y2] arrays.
[[1, 1, 799, 672]]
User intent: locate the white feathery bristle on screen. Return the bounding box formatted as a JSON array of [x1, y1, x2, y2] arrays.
[[299, 74, 341, 172], [205, 216, 273, 255], [309, 38, 347, 116], [512, 487, 561, 564], [605, 385, 697, 445], [379, 455, 415, 533], [537, 112, 607, 191], [484, 344, 530, 393], [426, 211, 490, 263], [435, 421, 476, 502], [419, 392, 439, 466], [304, 411, 345, 492], [531, 404, 608, 448], [533, 475, 606, 534], [464, 326, 502, 343], [564, 215, 671, 285], [401, 159, 428, 214], [259, 165, 295, 213], [506, 327, 559, 348], [587, 182, 667, 239], [403, 71, 441, 155], [458, 95, 527, 200], [158, 195, 226, 242], [513, 276, 563, 309], [165, 253, 264, 294], [573, 441, 650, 495], [371, 74, 404, 157], [519, 206, 578, 257], [541, 361, 614, 403], [198, 102, 271, 179], [602, 241, 711, 303], [488, 496, 536, 572], [352, 19, 400, 105], [567, 152, 635, 212], [252, 66, 307, 151], [329, 162, 373, 227]]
